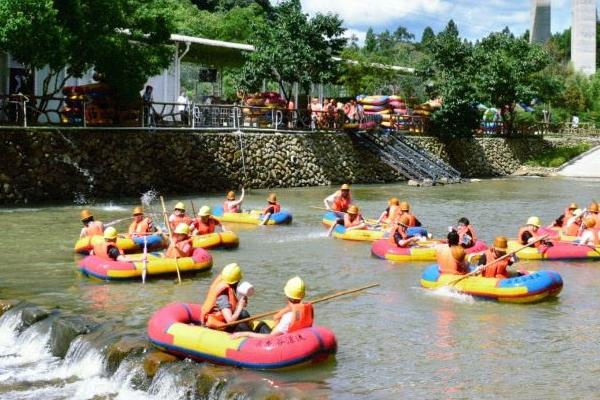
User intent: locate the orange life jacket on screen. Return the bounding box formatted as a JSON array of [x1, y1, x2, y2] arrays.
[[192, 217, 219, 235], [92, 241, 123, 261], [436, 246, 467, 275], [85, 221, 104, 237], [169, 214, 191, 231], [344, 213, 363, 228], [200, 275, 238, 329], [518, 226, 543, 247], [481, 249, 510, 279], [398, 212, 417, 227], [165, 238, 193, 258], [457, 224, 477, 242], [563, 219, 582, 236], [333, 195, 351, 212], [223, 200, 241, 213], [581, 228, 600, 246], [128, 217, 152, 235], [273, 303, 314, 333], [388, 226, 409, 246], [262, 202, 281, 214]]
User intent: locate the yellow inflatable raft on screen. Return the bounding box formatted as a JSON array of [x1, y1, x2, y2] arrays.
[[191, 231, 239, 250]]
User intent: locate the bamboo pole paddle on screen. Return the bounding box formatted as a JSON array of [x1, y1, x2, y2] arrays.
[[160, 196, 182, 284], [444, 235, 549, 289], [142, 235, 148, 284], [221, 283, 379, 328]]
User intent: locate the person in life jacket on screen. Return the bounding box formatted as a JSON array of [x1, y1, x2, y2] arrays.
[[577, 217, 599, 246], [327, 204, 366, 236], [232, 276, 314, 339], [588, 202, 600, 228], [456, 217, 477, 248], [396, 202, 422, 227], [200, 263, 254, 332], [552, 202, 578, 228], [168, 202, 192, 231], [563, 208, 584, 237], [260, 193, 281, 225], [437, 242, 469, 275], [389, 215, 420, 248], [478, 236, 517, 279], [165, 223, 194, 258], [518, 216, 552, 248], [324, 183, 352, 214], [377, 197, 401, 224], [90, 227, 128, 261], [223, 188, 245, 213], [190, 206, 224, 236], [128, 206, 160, 237], [79, 209, 104, 238]]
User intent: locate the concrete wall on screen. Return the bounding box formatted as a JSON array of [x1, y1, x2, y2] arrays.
[[531, 0, 551, 44], [572, 0, 597, 75]]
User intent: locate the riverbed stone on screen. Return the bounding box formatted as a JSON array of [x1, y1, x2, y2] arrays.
[[0, 299, 18, 318], [19, 303, 50, 328], [49, 316, 99, 357], [143, 350, 178, 377], [106, 336, 150, 372]]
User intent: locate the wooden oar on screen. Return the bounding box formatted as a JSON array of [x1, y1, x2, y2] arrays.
[[142, 235, 148, 284], [221, 283, 379, 328], [160, 196, 181, 284], [444, 235, 549, 289]]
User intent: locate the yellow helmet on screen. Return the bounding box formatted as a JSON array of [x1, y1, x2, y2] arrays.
[[174, 223, 190, 235], [340, 183, 351, 190], [284, 276, 306, 300], [174, 202, 185, 211], [198, 206, 211, 217], [132, 206, 144, 216], [80, 209, 93, 221], [268, 193, 277, 203], [104, 227, 118, 240], [347, 205, 359, 215], [222, 263, 243, 284], [226, 191, 236, 200], [526, 216, 541, 227], [400, 201, 410, 211]]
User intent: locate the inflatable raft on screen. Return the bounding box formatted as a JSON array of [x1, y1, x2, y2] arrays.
[[322, 211, 428, 242], [79, 248, 212, 281], [507, 240, 600, 261], [213, 206, 292, 225], [420, 265, 563, 303], [74, 233, 166, 254], [371, 239, 488, 262], [147, 303, 337, 370], [192, 231, 239, 250]]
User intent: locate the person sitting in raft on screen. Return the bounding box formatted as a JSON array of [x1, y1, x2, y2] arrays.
[[552, 202, 579, 228], [389, 215, 420, 248], [456, 217, 477, 248], [396, 202, 422, 227], [518, 217, 552, 248], [588, 202, 600, 227], [190, 206, 225, 236], [79, 209, 104, 238], [168, 202, 192, 231], [563, 208, 584, 237], [478, 236, 517, 279], [377, 197, 401, 224], [438, 242, 469, 275], [577, 217, 599, 246], [90, 227, 129, 262], [231, 276, 313, 339], [324, 183, 352, 214], [223, 188, 245, 213], [165, 223, 193, 258], [260, 193, 281, 225], [128, 206, 160, 237], [200, 263, 257, 333], [327, 204, 366, 236]]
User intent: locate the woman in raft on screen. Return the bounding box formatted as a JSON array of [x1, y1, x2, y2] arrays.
[[223, 188, 245, 213]]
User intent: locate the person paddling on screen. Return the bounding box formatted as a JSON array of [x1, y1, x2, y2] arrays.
[[79, 209, 104, 238], [128, 206, 160, 237], [191, 206, 225, 236], [563, 208, 584, 236], [377, 197, 401, 224], [327, 204, 366, 236], [518, 217, 552, 247], [223, 188, 245, 213], [260, 193, 281, 225], [552, 202, 578, 228], [436, 231, 469, 275], [324, 184, 352, 215], [168, 202, 192, 231], [231, 276, 313, 339], [478, 236, 518, 279], [389, 215, 420, 248], [165, 223, 193, 258], [90, 227, 129, 262]]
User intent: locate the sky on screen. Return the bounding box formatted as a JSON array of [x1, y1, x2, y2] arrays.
[[292, 0, 577, 43]]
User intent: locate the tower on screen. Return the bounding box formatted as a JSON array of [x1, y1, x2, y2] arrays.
[[530, 0, 551, 44], [571, 0, 597, 75]]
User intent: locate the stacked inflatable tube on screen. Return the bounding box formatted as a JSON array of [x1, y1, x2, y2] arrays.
[[507, 240, 600, 260], [371, 239, 488, 262], [74, 234, 167, 255], [213, 206, 292, 225], [420, 265, 563, 303], [192, 231, 240, 250], [147, 303, 337, 370], [79, 248, 212, 281]]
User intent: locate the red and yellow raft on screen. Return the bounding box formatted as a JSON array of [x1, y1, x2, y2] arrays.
[[371, 239, 488, 262], [74, 233, 167, 254], [192, 231, 239, 250], [147, 303, 337, 370]]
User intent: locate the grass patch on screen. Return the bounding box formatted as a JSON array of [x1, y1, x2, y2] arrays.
[[525, 143, 593, 168]]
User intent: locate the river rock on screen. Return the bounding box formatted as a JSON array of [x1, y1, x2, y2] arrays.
[[407, 180, 421, 186], [49, 316, 99, 357], [0, 299, 18, 317], [18, 303, 50, 328], [106, 336, 150, 372], [143, 350, 178, 377]]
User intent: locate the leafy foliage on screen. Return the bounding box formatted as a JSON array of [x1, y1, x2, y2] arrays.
[[525, 144, 592, 168]]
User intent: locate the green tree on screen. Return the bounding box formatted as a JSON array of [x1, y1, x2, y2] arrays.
[[237, 0, 346, 100], [0, 0, 174, 104], [420, 26, 435, 48], [365, 28, 377, 53]]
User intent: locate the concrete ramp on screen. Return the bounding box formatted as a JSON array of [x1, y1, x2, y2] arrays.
[[557, 145, 600, 177]]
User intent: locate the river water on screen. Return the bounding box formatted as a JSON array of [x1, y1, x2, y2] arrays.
[[1, 177, 599, 399]]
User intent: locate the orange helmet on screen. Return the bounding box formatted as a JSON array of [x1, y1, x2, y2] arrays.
[[347, 205, 359, 215], [451, 246, 466, 262], [589, 202, 599, 213], [568, 202, 578, 210], [268, 193, 277, 203], [389, 197, 400, 206], [584, 217, 597, 229], [132, 206, 144, 216], [493, 236, 508, 252], [340, 184, 351, 191], [80, 209, 93, 221], [227, 191, 236, 200], [400, 201, 410, 211]]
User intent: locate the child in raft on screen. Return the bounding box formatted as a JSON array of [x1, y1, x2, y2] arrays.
[[327, 205, 366, 236], [388, 215, 420, 247], [455, 217, 477, 248], [223, 188, 245, 213], [260, 193, 281, 225]]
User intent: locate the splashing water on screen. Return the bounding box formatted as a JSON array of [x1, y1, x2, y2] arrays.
[[141, 189, 159, 208], [275, 230, 327, 244], [99, 201, 126, 212], [73, 192, 88, 205], [427, 286, 476, 304]]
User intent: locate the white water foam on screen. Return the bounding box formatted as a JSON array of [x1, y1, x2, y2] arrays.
[[275, 230, 327, 243], [0, 208, 41, 213], [424, 286, 476, 304], [99, 201, 126, 212]]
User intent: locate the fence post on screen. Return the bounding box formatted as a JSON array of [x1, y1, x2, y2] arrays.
[[82, 98, 86, 128]]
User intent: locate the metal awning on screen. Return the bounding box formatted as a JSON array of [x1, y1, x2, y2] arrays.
[[170, 34, 254, 67]]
